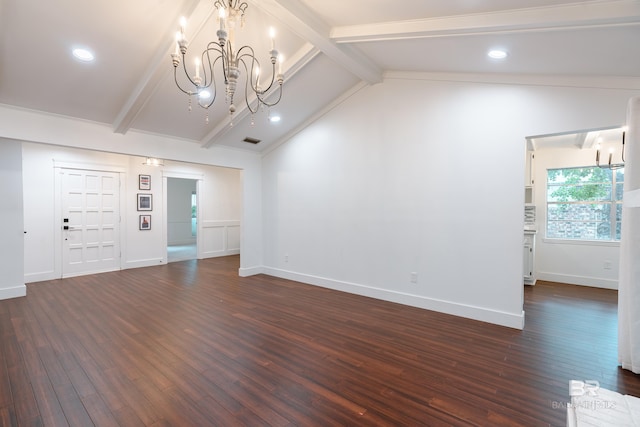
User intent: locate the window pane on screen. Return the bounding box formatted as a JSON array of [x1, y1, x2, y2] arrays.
[[546, 167, 622, 242], [547, 183, 610, 202], [548, 203, 610, 221], [547, 220, 609, 240], [547, 203, 612, 239], [616, 183, 624, 201], [616, 221, 622, 240], [547, 167, 611, 184]]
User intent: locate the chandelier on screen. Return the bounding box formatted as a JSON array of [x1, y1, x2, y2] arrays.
[[170, 0, 284, 125], [595, 130, 625, 170]]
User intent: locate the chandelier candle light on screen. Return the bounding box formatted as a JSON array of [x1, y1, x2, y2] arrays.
[[171, 0, 284, 125], [595, 129, 626, 170]]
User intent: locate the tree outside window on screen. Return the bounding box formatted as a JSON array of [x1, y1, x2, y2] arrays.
[[547, 166, 623, 241]]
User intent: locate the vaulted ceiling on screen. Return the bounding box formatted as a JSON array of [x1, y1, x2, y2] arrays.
[[1, 0, 639, 153]]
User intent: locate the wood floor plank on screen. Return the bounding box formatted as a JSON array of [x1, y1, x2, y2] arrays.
[[1, 256, 638, 426]]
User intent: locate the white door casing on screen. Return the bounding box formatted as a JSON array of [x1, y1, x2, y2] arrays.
[[60, 169, 121, 277], [163, 171, 204, 261]]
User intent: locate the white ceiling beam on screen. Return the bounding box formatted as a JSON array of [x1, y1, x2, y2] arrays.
[[200, 43, 321, 148], [579, 132, 596, 150], [112, 0, 209, 135], [332, 0, 640, 43], [254, 0, 382, 84]]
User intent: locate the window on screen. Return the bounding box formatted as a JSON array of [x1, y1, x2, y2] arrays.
[[546, 166, 624, 241]]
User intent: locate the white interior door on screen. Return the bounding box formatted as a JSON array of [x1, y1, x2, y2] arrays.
[[61, 169, 121, 277]]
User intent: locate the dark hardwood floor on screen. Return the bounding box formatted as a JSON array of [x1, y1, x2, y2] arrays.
[[1, 256, 639, 426]]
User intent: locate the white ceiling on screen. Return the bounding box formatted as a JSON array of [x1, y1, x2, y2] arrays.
[[1, 0, 639, 153]]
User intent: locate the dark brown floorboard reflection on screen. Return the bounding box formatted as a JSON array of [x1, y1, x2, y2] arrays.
[[1, 256, 638, 426]]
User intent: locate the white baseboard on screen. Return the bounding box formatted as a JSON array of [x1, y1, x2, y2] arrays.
[[124, 258, 165, 270], [202, 249, 240, 259], [262, 267, 525, 330], [0, 284, 27, 300], [239, 265, 265, 277], [25, 270, 57, 283], [537, 272, 618, 290]]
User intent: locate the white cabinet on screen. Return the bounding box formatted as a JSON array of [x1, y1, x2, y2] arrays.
[[523, 231, 536, 285], [524, 151, 535, 186]]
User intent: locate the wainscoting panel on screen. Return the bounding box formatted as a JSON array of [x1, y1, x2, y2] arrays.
[[201, 220, 240, 258], [227, 225, 241, 251]]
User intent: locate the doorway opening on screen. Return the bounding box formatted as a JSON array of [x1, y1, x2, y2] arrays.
[[167, 177, 198, 262], [523, 125, 625, 290]]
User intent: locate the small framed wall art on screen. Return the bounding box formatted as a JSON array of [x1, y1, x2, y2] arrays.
[[139, 174, 151, 190], [137, 193, 152, 211], [139, 215, 151, 230]]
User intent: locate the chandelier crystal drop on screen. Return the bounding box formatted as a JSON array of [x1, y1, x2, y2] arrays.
[[170, 0, 284, 123]]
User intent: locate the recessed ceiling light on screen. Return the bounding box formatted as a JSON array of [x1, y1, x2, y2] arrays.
[[488, 49, 508, 60], [72, 48, 95, 62]]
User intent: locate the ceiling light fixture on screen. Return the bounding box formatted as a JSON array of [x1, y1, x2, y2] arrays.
[[171, 0, 284, 126], [596, 129, 626, 170], [143, 157, 164, 167], [488, 49, 508, 59], [72, 48, 95, 62]]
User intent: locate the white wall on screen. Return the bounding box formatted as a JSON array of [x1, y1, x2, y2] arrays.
[[533, 145, 622, 289], [3, 74, 638, 325], [0, 139, 26, 299], [261, 73, 639, 329], [167, 178, 197, 245], [0, 104, 261, 277], [21, 142, 242, 281], [198, 165, 242, 258]]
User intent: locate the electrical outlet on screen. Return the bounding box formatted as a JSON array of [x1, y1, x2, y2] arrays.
[[410, 272, 418, 283]]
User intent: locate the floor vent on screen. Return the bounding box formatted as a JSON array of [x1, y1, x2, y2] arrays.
[[243, 137, 261, 144]]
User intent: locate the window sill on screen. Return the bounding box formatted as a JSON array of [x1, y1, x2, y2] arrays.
[[542, 238, 620, 247]]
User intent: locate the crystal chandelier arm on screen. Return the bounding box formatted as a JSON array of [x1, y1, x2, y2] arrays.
[[173, 67, 196, 96], [235, 46, 261, 93], [237, 52, 283, 113], [179, 54, 201, 89], [236, 45, 279, 95], [258, 84, 283, 108], [197, 54, 225, 109], [237, 56, 261, 114], [202, 41, 226, 88]]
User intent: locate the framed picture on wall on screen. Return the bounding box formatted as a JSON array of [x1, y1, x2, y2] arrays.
[[139, 215, 151, 230], [139, 174, 151, 190], [137, 193, 152, 211]]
